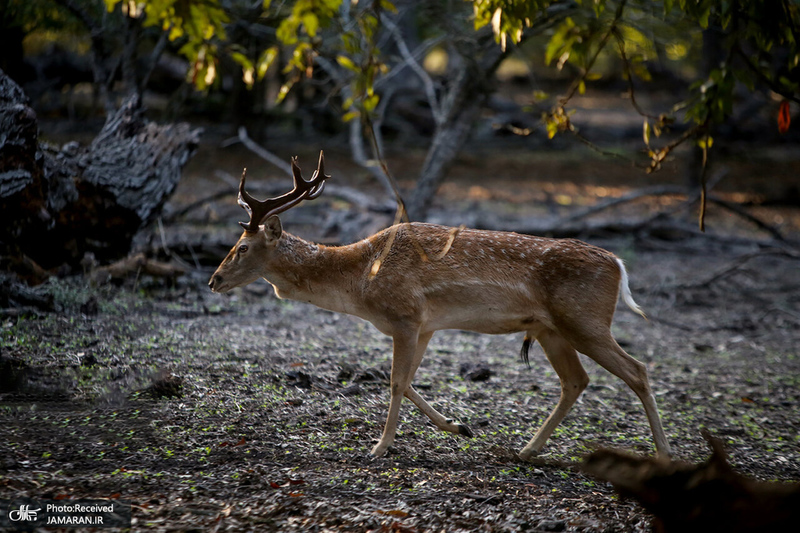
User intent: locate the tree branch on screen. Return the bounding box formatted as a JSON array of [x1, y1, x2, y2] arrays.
[[382, 15, 443, 124], [734, 44, 800, 105], [237, 126, 293, 176]]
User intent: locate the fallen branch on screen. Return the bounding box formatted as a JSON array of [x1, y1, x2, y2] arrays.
[[674, 249, 800, 290], [707, 194, 786, 241], [87, 252, 185, 285], [561, 184, 687, 224]]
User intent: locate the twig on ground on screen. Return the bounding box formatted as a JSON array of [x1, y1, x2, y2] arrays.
[[674, 249, 800, 290], [707, 195, 787, 242], [88, 253, 185, 285], [561, 185, 686, 224]]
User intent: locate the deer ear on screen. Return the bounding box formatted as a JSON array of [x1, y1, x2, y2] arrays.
[[263, 216, 282, 241]]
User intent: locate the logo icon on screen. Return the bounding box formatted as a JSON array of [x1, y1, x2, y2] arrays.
[[4, 498, 45, 530], [9, 504, 41, 522]]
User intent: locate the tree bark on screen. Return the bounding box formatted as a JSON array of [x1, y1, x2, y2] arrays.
[[0, 69, 201, 277]]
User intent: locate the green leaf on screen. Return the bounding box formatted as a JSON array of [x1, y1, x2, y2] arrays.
[[697, 136, 713, 150], [336, 55, 359, 72], [230, 52, 253, 71], [544, 115, 558, 139], [545, 25, 566, 65], [104, 0, 121, 13], [256, 47, 279, 80], [698, 7, 710, 29], [276, 82, 294, 103], [276, 19, 300, 45], [643, 120, 651, 145], [379, 0, 397, 14], [302, 13, 319, 37], [342, 110, 361, 122], [364, 94, 380, 113], [532, 90, 549, 102]]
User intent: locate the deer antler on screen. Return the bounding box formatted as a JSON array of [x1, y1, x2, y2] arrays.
[[238, 150, 330, 232]]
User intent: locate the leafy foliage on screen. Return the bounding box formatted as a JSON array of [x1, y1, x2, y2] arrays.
[[9, 0, 799, 226], [473, 0, 798, 224], [103, 0, 229, 90], [476, 0, 799, 126]]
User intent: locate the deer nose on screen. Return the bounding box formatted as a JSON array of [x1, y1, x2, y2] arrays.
[[208, 275, 221, 291]]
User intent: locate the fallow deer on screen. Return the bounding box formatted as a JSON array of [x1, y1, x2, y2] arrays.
[[208, 151, 671, 459]]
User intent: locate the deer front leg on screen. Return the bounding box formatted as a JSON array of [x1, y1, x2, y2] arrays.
[[371, 328, 420, 457]]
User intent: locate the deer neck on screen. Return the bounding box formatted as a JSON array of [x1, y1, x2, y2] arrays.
[[264, 232, 365, 315]]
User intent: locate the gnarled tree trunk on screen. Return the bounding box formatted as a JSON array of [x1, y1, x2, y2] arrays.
[[0, 69, 201, 279]]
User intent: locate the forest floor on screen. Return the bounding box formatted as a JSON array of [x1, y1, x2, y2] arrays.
[[1, 141, 799, 532]]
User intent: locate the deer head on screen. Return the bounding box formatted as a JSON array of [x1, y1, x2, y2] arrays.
[[208, 151, 330, 293]]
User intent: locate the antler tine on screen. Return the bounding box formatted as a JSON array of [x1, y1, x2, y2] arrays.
[[307, 151, 329, 199], [237, 152, 331, 232], [238, 168, 273, 232], [290, 156, 304, 187]]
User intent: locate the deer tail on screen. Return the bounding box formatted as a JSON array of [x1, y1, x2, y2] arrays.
[[616, 258, 646, 319]]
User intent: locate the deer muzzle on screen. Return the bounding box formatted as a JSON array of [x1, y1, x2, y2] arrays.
[[208, 274, 223, 293]]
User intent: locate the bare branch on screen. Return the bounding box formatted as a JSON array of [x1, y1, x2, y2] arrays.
[[559, 0, 627, 107], [612, 30, 662, 121], [382, 15, 443, 124], [237, 127, 293, 177], [375, 35, 445, 92], [140, 28, 170, 94]]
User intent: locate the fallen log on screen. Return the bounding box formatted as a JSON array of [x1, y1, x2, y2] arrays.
[[582, 432, 800, 533], [0, 68, 201, 280]]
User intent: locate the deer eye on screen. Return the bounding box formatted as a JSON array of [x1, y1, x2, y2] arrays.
[[238, 244, 249, 254]]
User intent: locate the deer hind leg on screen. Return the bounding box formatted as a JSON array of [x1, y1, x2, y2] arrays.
[[371, 327, 425, 457], [403, 331, 473, 438], [564, 326, 671, 458], [519, 329, 589, 461]]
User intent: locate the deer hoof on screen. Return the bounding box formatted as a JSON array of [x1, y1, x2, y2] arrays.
[[457, 424, 474, 438]]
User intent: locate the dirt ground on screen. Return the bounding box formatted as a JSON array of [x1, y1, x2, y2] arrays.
[[1, 142, 799, 532]]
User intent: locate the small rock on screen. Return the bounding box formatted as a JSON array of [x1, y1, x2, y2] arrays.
[[285, 370, 313, 388], [354, 367, 388, 383], [148, 373, 183, 399], [337, 363, 358, 381], [459, 362, 493, 382], [536, 519, 566, 532], [80, 353, 98, 367], [80, 296, 99, 316], [339, 383, 361, 396]]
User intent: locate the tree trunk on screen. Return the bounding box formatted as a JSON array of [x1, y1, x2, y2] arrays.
[[406, 96, 482, 219], [405, 29, 506, 220], [0, 69, 201, 278]]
